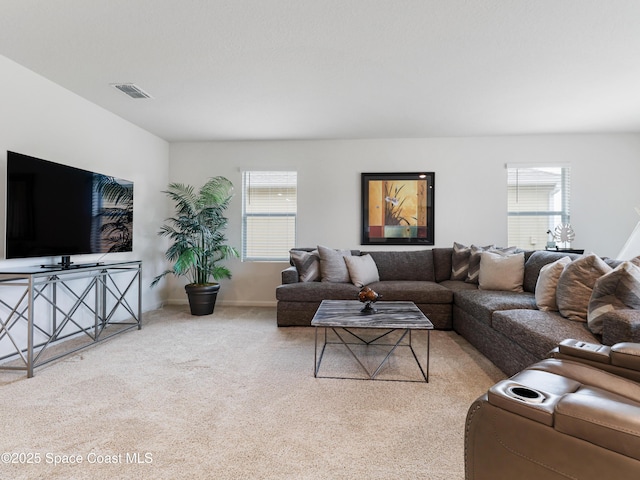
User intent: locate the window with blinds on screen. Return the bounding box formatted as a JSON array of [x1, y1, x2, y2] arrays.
[[242, 171, 297, 261], [507, 165, 571, 250]]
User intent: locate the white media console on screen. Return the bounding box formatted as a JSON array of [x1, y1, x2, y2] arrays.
[[0, 260, 141, 378]]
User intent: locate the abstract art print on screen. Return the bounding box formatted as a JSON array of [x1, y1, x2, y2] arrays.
[[361, 172, 435, 245]]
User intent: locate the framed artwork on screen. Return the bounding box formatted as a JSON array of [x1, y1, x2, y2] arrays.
[[361, 172, 435, 245]]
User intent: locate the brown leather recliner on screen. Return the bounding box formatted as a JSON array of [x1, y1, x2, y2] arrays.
[[465, 339, 640, 479]]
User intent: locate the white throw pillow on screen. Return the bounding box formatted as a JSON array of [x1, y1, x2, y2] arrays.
[[535, 256, 572, 311], [478, 251, 525, 292], [344, 254, 380, 288]]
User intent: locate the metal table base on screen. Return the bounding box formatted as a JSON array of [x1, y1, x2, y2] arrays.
[[314, 326, 430, 382], [311, 301, 433, 383]]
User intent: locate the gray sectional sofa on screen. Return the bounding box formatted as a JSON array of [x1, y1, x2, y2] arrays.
[[276, 247, 640, 376]]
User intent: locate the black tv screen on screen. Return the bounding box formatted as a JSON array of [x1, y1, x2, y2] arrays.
[[5, 151, 134, 260]]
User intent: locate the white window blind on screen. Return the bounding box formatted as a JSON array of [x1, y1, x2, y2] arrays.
[[507, 165, 571, 249], [242, 171, 297, 261]]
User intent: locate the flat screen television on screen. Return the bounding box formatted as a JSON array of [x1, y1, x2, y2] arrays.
[[5, 151, 134, 266]]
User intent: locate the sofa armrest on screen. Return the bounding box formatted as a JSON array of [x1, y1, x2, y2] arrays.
[[281, 266, 300, 284], [602, 309, 640, 346]]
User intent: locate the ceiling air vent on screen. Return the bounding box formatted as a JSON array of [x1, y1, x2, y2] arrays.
[[111, 83, 153, 99]]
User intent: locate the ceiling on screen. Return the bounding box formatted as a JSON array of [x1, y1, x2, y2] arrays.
[[2, 0, 640, 142]]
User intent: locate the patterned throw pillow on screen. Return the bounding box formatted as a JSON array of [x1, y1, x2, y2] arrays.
[[317, 245, 352, 283], [465, 245, 493, 284], [587, 261, 640, 335], [451, 242, 472, 280], [556, 254, 612, 322], [534, 256, 571, 311], [290, 249, 320, 282], [344, 254, 380, 288]]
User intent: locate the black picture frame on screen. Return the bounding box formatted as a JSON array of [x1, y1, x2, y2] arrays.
[[361, 172, 435, 245]]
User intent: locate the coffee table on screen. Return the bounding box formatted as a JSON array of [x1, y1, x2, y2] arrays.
[[311, 300, 433, 382]]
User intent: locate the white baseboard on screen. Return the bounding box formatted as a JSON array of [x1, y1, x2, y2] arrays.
[[164, 299, 277, 308], [143, 301, 166, 312], [220, 300, 277, 308]]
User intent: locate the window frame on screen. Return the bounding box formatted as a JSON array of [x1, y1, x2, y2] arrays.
[[241, 170, 297, 262], [507, 164, 571, 249]]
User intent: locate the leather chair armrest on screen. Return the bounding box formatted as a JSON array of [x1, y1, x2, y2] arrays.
[[555, 387, 640, 462], [557, 339, 611, 364], [611, 342, 640, 370], [549, 339, 640, 382], [487, 369, 581, 426]]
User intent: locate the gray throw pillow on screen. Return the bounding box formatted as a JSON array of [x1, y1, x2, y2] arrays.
[[290, 249, 320, 282], [587, 261, 640, 335], [344, 254, 380, 288], [317, 245, 352, 283], [557, 254, 612, 322]]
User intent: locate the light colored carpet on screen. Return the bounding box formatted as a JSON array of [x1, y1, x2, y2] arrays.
[[0, 306, 505, 480]]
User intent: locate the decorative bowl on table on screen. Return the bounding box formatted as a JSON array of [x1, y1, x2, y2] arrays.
[[358, 286, 381, 314]]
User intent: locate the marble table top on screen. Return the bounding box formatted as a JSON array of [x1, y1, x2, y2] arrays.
[[311, 300, 433, 330]]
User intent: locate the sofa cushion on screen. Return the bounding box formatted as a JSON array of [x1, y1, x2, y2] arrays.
[[290, 249, 320, 282], [492, 309, 599, 359], [479, 251, 524, 292], [276, 282, 360, 302], [366, 250, 435, 282], [588, 261, 640, 335], [557, 254, 612, 322], [454, 289, 537, 326], [432, 247, 453, 282], [344, 254, 380, 288], [367, 280, 453, 304], [438, 279, 478, 292], [523, 250, 583, 293], [317, 245, 353, 283], [535, 256, 572, 311]]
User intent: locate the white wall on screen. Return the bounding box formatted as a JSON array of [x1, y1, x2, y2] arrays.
[[170, 135, 640, 307], [0, 55, 170, 312]]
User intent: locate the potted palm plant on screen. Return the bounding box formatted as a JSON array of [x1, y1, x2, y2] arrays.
[[151, 176, 239, 315]]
